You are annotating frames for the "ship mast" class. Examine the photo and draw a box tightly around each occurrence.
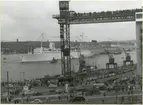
[41,33,44,53]
[79,32,84,56]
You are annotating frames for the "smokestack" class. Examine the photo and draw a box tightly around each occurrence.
[17,39,19,42]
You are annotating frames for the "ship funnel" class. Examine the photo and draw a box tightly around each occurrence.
[49,42,55,49]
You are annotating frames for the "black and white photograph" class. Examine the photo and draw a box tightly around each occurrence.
[1,0,142,104]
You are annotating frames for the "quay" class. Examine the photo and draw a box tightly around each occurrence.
[1,63,142,104]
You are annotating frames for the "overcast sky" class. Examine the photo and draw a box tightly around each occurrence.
[0,0,142,42]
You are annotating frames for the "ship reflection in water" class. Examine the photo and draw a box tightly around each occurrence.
[1,51,136,81]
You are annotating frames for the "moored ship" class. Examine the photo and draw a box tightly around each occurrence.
[20,42,93,63]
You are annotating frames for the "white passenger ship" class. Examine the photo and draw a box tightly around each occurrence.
[21,42,93,63]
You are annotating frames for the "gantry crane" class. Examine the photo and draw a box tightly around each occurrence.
[122,48,133,66]
[78,33,86,72]
[104,49,117,69]
[76,36,82,57]
[74,33,86,72]
[52,0,142,82]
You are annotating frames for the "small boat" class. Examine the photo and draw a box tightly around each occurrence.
[100,52,107,55]
[114,52,122,55]
[50,58,58,64]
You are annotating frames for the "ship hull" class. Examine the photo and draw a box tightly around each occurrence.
[20,50,93,63]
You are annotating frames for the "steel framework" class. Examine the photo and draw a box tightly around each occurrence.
[58,1,71,77]
[53,1,142,77]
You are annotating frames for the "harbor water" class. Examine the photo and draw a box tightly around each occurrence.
[1,51,137,81]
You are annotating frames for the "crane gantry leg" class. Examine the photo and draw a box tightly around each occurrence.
[123,60,134,66]
[60,24,65,75]
[60,23,71,77]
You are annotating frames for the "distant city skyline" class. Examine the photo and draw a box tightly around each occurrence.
[1,0,142,41]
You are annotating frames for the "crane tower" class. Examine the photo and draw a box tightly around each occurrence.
[58,1,71,77]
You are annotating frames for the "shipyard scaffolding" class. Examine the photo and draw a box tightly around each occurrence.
[53,1,142,82]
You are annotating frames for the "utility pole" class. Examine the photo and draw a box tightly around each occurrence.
[20,72,21,82]
[115,81,118,104]
[22,72,25,82]
[7,71,9,101]
[20,72,25,82]
[20,72,25,104]
[116,89,118,104]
